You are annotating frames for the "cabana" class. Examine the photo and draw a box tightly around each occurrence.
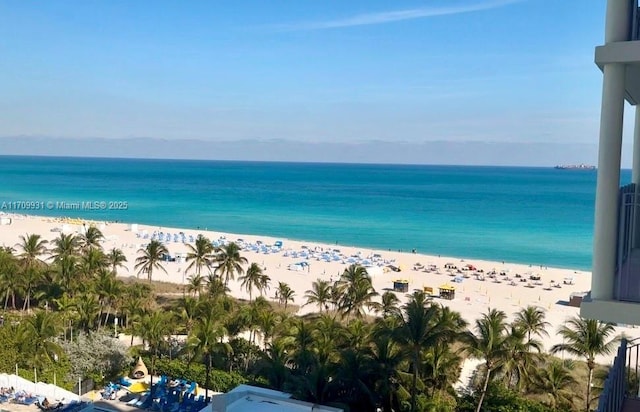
[131,357,148,380]
[423,286,434,295]
[439,284,456,300]
[393,280,409,293]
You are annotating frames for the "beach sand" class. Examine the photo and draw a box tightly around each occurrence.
[0,214,635,377]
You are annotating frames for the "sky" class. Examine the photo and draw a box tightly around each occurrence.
[0,0,630,163]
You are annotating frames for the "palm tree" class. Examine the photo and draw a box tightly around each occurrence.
[54,254,78,296]
[16,233,49,268]
[499,325,543,391]
[551,316,618,411]
[513,306,550,342]
[205,274,229,299]
[257,339,291,391]
[80,247,107,279]
[213,242,247,286]
[257,273,271,297]
[394,291,454,412]
[186,303,230,399]
[533,359,578,409]
[337,265,378,319]
[0,248,19,310]
[79,226,104,251]
[304,279,332,313]
[50,233,79,262]
[369,331,404,412]
[135,240,168,282]
[185,235,214,276]
[373,291,402,319]
[140,311,174,396]
[276,282,295,310]
[106,248,128,274]
[18,311,63,372]
[186,274,205,297]
[238,262,263,302]
[75,293,101,332]
[463,308,511,412]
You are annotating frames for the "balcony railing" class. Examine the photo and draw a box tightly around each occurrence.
[597,339,639,412]
[615,184,640,302]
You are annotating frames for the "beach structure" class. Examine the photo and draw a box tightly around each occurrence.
[393,279,409,293]
[204,385,343,412]
[582,1,640,411]
[438,284,455,300]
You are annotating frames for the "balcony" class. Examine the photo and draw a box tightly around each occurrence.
[598,339,640,412]
[581,184,640,325]
[616,184,640,302]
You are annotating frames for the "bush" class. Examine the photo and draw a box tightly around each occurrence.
[61,331,129,385]
[152,358,247,392]
[457,382,556,412]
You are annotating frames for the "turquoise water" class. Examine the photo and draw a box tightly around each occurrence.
[0,156,628,270]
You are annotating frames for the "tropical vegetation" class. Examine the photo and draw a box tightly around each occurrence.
[0,230,622,411]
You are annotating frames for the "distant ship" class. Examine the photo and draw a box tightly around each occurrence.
[554,164,596,170]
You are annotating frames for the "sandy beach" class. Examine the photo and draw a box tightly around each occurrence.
[0,213,635,369]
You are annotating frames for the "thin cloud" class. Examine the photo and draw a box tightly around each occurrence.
[271,0,524,31]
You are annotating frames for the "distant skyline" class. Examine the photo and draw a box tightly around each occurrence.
[0,0,635,165]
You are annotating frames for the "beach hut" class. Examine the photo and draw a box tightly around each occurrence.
[131,357,148,379]
[423,286,434,296]
[438,284,456,300]
[569,292,587,307]
[393,280,409,293]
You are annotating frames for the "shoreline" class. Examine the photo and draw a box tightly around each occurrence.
[0,211,592,272]
[0,212,632,365]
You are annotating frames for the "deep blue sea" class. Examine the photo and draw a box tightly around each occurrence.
[0,156,628,271]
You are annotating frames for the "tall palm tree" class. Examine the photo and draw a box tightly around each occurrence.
[337,265,378,319]
[106,248,128,275]
[374,291,401,318]
[54,254,78,296]
[276,282,295,310]
[238,262,263,302]
[206,274,229,299]
[18,311,63,372]
[50,233,79,262]
[369,331,404,412]
[551,316,618,411]
[135,240,168,282]
[80,247,107,280]
[16,233,49,268]
[463,308,511,412]
[499,325,543,391]
[186,303,230,399]
[213,242,247,286]
[185,235,214,276]
[79,226,104,251]
[513,306,550,342]
[140,311,174,396]
[0,248,19,310]
[304,279,332,313]
[257,339,291,391]
[257,273,271,298]
[394,291,454,412]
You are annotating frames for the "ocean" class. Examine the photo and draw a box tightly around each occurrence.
[0,155,627,271]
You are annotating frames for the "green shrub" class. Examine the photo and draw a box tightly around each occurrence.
[152,358,247,392]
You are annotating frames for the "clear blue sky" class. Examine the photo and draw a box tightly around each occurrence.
[0,0,616,147]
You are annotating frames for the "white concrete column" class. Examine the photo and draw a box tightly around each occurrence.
[592,64,626,300]
[605,0,632,43]
[591,0,633,301]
